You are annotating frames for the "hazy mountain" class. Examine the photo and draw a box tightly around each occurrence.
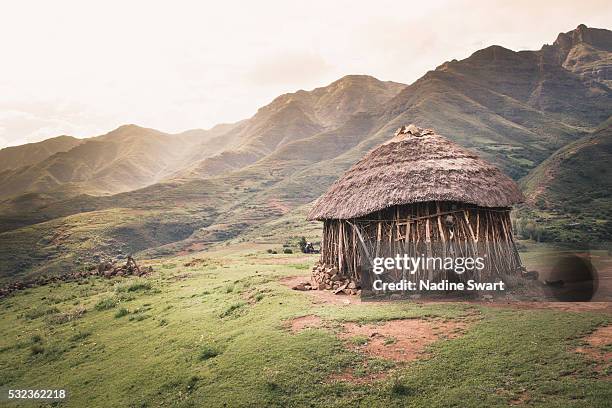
[177,75,405,179]
[0,124,236,199]
[0,135,82,172]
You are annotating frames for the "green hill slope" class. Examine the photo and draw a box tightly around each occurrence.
[519,120,612,242]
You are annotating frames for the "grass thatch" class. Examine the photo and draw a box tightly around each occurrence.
[308,125,524,220]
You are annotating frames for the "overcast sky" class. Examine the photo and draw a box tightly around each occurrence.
[0,0,610,147]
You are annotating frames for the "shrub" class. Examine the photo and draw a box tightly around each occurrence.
[199,345,221,360]
[30,344,45,355]
[114,308,129,318]
[186,375,200,392]
[219,302,245,318]
[95,297,117,311]
[390,378,413,396]
[116,281,152,293]
[283,248,293,254]
[298,236,307,252]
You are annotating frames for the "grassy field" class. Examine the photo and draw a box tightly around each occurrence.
[0,244,610,407]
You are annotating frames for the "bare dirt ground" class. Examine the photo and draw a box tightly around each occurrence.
[575,325,612,378]
[338,318,468,362]
[287,315,325,333]
[287,313,472,384]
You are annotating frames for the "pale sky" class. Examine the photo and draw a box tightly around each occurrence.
[0,0,610,147]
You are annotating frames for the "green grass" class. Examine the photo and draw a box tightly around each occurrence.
[0,248,610,407]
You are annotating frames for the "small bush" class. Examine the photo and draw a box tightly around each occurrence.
[390,378,413,396]
[31,334,42,343]
[95,297,117,311]
[199,345,221,361]
[30,344,45,355]
[116,281,152,293]
[219,301,245,318]
[224,284,234,293]
[128,314,149,322]
[159,319,168,327]
[186,375,200,392]
[283,248,293,254]
[114,308,129,318]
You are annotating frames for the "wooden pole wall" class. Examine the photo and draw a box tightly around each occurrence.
[320,201,523,284]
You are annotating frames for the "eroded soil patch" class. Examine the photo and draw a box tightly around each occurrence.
[287,315,325,333]
[339,318,468,362]
[575,325,612,377]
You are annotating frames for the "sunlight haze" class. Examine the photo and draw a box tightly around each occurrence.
[0,0,610,147]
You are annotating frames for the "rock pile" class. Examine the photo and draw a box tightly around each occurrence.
[311,262,360,295]
[0,256,152,298]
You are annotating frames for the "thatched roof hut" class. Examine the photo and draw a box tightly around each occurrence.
[308,125,523,220]
[308,125,525,292]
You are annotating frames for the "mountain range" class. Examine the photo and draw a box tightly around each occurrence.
[0,24,610,281]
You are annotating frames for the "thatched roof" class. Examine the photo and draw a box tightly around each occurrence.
[307,125,524,220]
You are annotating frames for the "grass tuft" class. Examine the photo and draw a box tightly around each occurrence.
[199,345,221,361]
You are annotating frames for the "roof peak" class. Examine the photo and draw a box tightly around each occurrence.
[386,124,435,144]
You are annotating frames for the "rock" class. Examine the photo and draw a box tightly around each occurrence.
[347,281,356,289]
[292,282,312,291]
[333,283,349,294]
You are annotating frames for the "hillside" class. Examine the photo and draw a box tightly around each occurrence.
[177,75,406,179]
[519,119,612,242]
[0,124,232,199]
[0,24,611,280]
[0,135,82,172]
